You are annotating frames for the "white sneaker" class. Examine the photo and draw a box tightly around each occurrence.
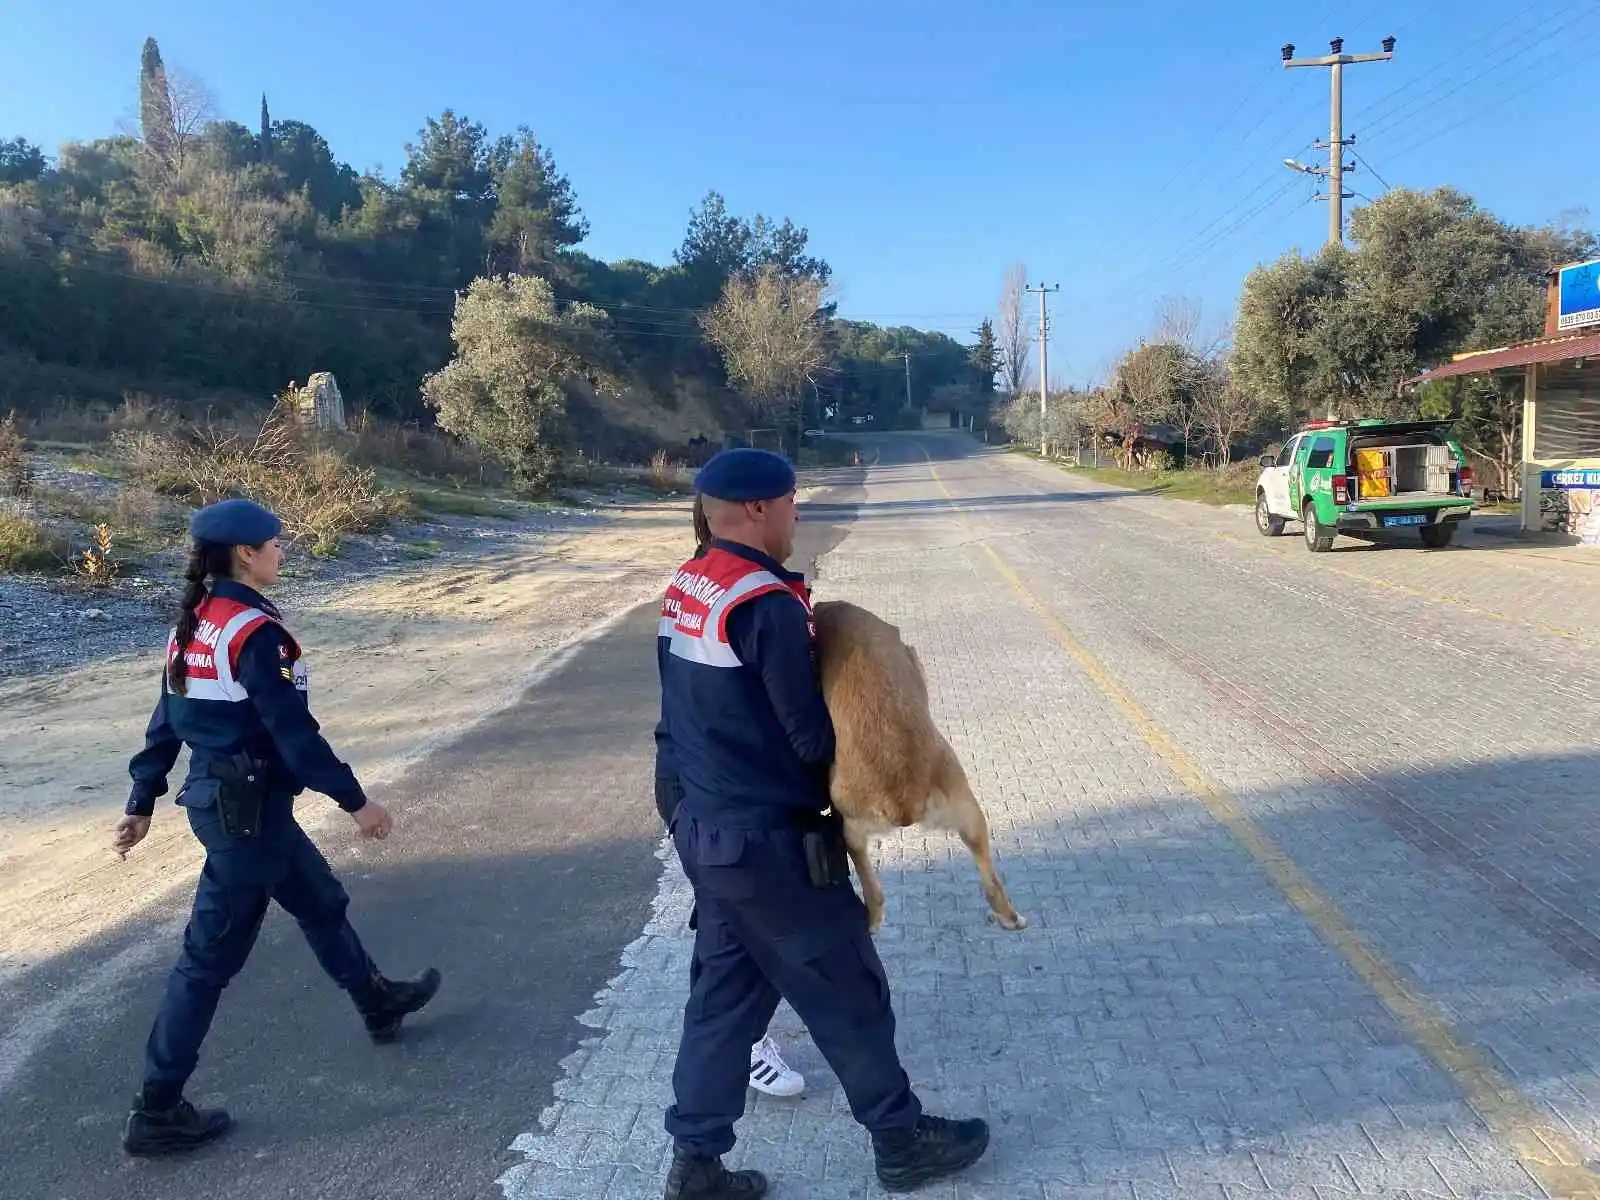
[748,1035,805,1097]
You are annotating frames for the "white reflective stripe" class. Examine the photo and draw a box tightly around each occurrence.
[663,568,790,670]
[668,628,743,668]
[703,570,788,641]
[211,607,271,700]
[180,675,248,703]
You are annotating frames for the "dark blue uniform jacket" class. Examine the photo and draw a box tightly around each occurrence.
[654,538,834,827]
[125,579,368,817]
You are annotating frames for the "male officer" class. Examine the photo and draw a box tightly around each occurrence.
[655,448,988,1198]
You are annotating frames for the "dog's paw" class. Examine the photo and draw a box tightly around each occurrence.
[990,910,1028,932]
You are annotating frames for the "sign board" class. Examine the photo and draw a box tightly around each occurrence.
[1557,260,1600,331]
[1541,468,1600,489]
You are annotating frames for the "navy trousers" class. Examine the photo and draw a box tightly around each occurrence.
[665,813,922,1156]
[142,793,375,1089]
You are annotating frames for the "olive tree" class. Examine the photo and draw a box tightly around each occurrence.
[421,273,618,491]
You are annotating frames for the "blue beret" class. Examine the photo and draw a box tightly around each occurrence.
[693,448,796,502]
[189,498,283,546]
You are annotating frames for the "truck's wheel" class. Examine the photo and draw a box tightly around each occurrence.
[1255,491,1285,536]
[1302,502,1335,552]
[1420,524,1455,549]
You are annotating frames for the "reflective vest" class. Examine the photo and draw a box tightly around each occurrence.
[166,595,307,703]
[660,547,813,668]
[657,544,824,824]
[161,592,308,792]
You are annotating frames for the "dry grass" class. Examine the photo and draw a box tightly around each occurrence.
[106,429,191,493]
[113,485,160,533]
[112,400,405,556]
[182,402,404,556]
[647,448,695,492]
[0,412,31,497]
[18,390,182,449]
[559,444,694,495]
[343,408,505,486]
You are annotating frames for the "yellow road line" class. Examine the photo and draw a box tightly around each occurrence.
[922,453,1600,1198]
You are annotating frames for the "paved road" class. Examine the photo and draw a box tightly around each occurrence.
[0,484,856,1200]
[502,432,1600,1200]
[14,432,1600,1199]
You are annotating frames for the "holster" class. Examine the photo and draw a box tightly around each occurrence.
[210,751,268,840]
[796,805,848,888]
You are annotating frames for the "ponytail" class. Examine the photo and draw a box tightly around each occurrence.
[167,540,235,694]
[692,495,712,558]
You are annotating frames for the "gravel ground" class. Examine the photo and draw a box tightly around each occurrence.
[0,453,680,680]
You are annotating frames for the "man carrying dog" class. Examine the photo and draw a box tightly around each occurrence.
[653,446,989,1198]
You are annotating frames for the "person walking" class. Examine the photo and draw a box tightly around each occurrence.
[653,449,989,1198]
[111,497,440,1156]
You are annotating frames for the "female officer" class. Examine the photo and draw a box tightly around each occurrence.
[110,497,441,1156]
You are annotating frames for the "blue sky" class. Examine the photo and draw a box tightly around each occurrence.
[2,0,1595,385]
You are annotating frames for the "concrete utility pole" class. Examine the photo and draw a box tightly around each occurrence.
[1024,282,1059,455]
[902,351,913,416]
[1281,35,1395,246]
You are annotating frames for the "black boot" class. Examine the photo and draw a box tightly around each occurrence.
[352,968,441,1043]
[871,1114,990,1193]
[662,1149,768,1199]
[121,1084,232,1156]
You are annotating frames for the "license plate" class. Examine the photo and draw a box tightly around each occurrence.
[1383,514,1427,526]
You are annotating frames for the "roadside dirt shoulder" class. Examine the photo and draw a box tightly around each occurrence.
[0,500,691,990]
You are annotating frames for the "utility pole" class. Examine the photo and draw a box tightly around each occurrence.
[1024,282,1059,455]
[1281,34,1395,246]
[903,351,913,417]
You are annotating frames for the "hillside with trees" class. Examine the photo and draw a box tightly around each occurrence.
[0,37,988,474]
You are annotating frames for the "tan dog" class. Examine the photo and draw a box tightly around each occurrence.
[813,599,1026,934]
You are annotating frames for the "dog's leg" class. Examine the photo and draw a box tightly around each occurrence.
[843,818,887,934]
[932,741,1026,931]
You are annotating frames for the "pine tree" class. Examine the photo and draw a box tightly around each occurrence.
[259,93,273,162]
[138,37,176,169]
[968,318,1000,396]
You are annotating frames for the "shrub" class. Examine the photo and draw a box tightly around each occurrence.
[0,510,63,572]
[72,522,119,587]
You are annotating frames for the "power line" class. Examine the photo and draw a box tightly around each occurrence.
[1352,3,1597,151]
[1348,1,1569,133]
[1145,62,1286,203]
[1116,138,1316,299]
[1380,26,1600,163]
[1350,147,1392,193]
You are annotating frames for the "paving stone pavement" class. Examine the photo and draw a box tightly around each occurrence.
[497,433,1599,1200]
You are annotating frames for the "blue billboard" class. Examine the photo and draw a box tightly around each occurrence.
[1558,260,1600,331]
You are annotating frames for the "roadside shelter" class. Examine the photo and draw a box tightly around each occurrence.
[1403,259,1600,542]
